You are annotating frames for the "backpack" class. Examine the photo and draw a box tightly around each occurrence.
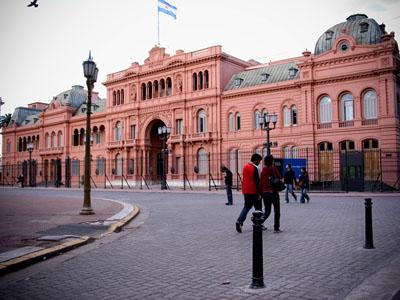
[268,167,285,192]
[269,176,285,191]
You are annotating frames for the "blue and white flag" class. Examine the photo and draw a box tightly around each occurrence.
[158,0,177,19]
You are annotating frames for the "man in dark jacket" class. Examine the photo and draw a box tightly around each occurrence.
[221,165,233,205]
[284,164,297,203]
[235,153,262,233]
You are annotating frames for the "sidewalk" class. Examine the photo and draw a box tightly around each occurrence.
[0,189,139,275]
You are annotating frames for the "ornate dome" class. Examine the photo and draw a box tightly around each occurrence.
[314,14,385,55]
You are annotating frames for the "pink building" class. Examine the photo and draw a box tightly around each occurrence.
[2,14,400,191]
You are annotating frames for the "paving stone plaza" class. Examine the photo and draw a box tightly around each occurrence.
[0,189,399,299]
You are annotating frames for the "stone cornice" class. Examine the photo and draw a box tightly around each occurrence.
[222,66,397,100]
[104,53,248,86]
[299,47,395,69]
[222,82,300,99]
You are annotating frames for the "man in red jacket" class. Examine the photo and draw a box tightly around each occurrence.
[236,153,263,233]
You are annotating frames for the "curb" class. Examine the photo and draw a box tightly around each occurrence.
[105,205,140,234]
[0,236,93,276]
[0,204,140,276]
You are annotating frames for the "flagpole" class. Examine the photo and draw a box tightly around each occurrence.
[157,1,160,45]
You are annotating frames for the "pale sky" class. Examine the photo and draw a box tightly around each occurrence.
[0,0,400,116]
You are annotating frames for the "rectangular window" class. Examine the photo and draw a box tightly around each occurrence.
[284,107,290,126]
[129,159,134,174]
[291,108,297,125]
[6,143,10,153]
[72,160,80,176]
[130,125,136,140]
[175,119,183,135]
[176,157,182,174]
[96,158,106,175]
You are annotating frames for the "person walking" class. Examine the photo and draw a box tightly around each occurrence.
[298,167,310,203]
[221,165,233,205]
[284,164,297,203]
[235,153,262,233]
[260,154,282,233]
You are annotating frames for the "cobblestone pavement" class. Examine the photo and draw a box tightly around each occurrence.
[0,189,123,252]
[0,189,399,299]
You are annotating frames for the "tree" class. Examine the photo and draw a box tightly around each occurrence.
[0,113,12,128]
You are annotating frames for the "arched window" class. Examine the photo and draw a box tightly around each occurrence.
[6,139,11,153]
[93,126,99,144]
[198,71,203,90]
[319,96,332,123]
[340,140,355,151]
[115,121,122,141]
[45,133,50,149]
[228,113,235,132]
[160,79,165,97]
[117,90,121,105]
[73,129,79,146]
[147,82,153,99]
[79,128,85,145]
[197,109,207,133]
[141,83,146,100]
[57,131,63,147]
[292,146,299,158]
[197,148,208,175]
[235,112,241,131]
[291,105,297,125]
[51,132,56,147]
[153,81,159,98]
[319,141,333,151]
[283,106,290,126]
[23,137,27,151]
[193,73,197,91]
[99,125,105,144]
[112,91,116,106]
[284,146,291,158]
[363,90,377,119]
[340,93,354,121]
[254,110,261,129]
[121,89,124,104]
[204,70,209,89]
[362,138,379,150]
[166,77,172,96]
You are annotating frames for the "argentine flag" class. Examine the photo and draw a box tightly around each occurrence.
[158,0,177,19]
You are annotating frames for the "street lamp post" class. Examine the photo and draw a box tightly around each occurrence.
[80,52,98,215]
[259,113,277,156]
[158,126,171,190]
[27,143,34,187]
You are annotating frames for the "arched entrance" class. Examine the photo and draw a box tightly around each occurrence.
[145,119,168,182]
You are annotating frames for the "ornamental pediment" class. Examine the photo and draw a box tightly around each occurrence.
[144,46,170,63]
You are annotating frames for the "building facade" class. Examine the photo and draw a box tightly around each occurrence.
[2,14,400,191]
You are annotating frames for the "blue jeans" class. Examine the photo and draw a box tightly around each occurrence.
[226,184,233,204]
[300,188,310,203]
[285,184,297,202]
[237,194,262,224]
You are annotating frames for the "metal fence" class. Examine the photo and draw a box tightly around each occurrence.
[1,148,399,192]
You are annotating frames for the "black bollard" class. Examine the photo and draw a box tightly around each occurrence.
[250,210,265,289]
[364,198,375,249]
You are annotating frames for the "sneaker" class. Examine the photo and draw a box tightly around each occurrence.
[274,229,282,233]
[261,225,267,231]
[235,222,242,233]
